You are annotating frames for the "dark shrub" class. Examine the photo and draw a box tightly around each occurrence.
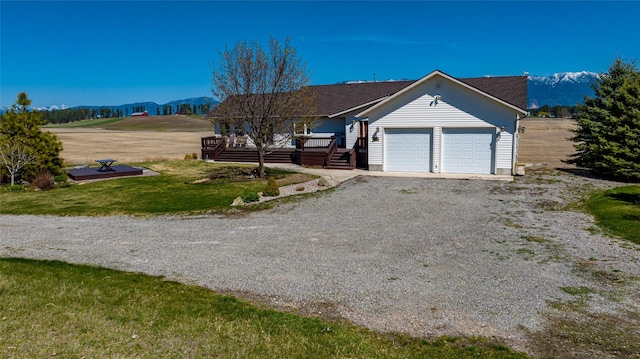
[240,191,260,203]
[54,174,67,183]
[32,172,55,190]
[263,177,280,197]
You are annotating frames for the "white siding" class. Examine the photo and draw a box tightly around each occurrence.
[433,126,441,172]
[344,114,360,149]
[364,75,517,173]
[312,117,345,146]
[496,132,513,170]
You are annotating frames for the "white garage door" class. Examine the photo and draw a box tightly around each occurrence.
[442,128,494,174]
[384,128,431,172]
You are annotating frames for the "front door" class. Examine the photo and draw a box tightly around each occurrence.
[357,121,368,168]
[358,121,369,148]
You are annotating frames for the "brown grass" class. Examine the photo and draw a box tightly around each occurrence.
[518,118,577,168]
[48,128,213,165]
[46,116,215,165]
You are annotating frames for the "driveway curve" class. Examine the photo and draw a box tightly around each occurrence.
[1,173,638,356]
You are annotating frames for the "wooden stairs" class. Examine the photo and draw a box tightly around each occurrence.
[324,149,354,169]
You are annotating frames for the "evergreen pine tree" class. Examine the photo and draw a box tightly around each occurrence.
[0,93,64,183]
[567,58,640,181]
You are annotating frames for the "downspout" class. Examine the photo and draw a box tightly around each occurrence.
[511,113,522,175]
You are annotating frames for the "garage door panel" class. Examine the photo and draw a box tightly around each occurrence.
[442,128,493,174]
[385,129,431,172]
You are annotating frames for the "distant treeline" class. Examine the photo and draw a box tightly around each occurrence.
[528,104,579,118]
[36,103,212,124]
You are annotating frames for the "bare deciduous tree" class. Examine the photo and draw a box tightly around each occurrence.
[0,137,37,186]
[210,37,317,177]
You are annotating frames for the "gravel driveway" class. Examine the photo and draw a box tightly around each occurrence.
[1,171,639,356]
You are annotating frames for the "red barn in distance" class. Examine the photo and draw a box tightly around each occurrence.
[130,111,148,117]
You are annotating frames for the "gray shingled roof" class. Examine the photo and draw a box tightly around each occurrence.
[460,76,528,111]
[208,75,528,118]
[312,76,528,116]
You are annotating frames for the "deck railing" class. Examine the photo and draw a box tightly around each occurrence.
[348,148,356,169]
[295,136,335,151]
[201,136,226,160]
[294,136,336,166]
[324,137,338,167]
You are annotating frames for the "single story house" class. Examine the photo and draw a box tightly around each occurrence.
[205,70,528,175]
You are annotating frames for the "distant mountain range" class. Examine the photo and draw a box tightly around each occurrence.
[527,71,599,108]
[0,97,217,115]
[1,72,600,114]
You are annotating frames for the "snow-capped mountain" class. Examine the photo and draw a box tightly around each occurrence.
[527,71,599,108]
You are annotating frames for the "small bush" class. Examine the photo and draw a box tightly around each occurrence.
[3,184,27,192]
[191,153,198,160]
[54,174,68,183]
[32,172,55,191]
[240,191,260,203]
[184,153,194,160]
[263,177,280,197]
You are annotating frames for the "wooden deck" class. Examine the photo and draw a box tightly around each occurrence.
[201,135,362,170]
[67,165,143,181]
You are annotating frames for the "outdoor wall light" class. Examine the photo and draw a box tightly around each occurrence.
[372,126,380,141]
[500,126,506,132]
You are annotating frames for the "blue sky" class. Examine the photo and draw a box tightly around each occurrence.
[1,1,639,108]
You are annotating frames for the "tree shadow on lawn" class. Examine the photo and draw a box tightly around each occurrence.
[606,192,640,207]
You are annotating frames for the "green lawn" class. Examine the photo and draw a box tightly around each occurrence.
[0,258,528,359]
[43,117,125,128]
[0,161,312,216]
[587,185,640,244]
[43,115,212,131]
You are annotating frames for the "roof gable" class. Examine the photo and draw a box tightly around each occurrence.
[356,70,528,118]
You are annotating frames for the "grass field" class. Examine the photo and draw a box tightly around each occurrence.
[0,257,528,359]
[587,185,640,244]
[46,115,214,165]
[44,115,211,131]
[0,161,315,216]
[518,118,577,168]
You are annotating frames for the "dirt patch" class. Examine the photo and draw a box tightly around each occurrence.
[518,118,577,168]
